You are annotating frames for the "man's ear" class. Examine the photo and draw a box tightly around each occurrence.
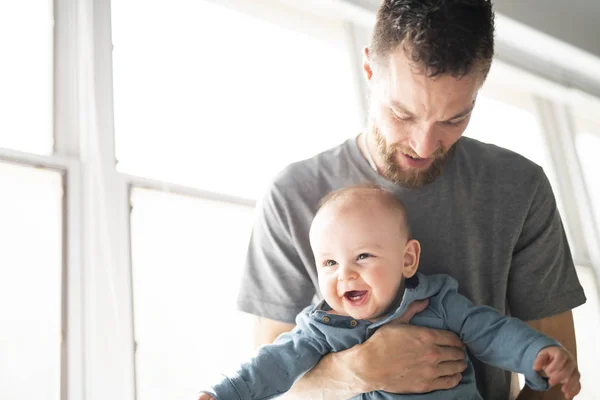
[403,239,421,278]
[363,46,373,81]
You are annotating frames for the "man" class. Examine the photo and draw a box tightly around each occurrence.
[237,1,586,399]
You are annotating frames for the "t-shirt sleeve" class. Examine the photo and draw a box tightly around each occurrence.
[507,167,586,321]
[236,181,316,323]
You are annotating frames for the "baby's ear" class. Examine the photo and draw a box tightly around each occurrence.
[403,239,421,278]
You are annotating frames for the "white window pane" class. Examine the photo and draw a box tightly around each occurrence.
[112,0,362,199]
[572,266,600,399]
[465,95,552,172]
[0,161,63,399]
[130,188,255,400]
[574,116,600,233]
[0,2,53,154]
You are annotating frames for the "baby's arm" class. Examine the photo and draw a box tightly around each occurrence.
[439,281,574,391]
[533,346,580,399]
[198,317,331,400]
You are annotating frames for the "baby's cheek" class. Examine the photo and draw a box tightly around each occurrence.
[319,279,337,302]
[366,269,391,284]
[372,271,401,295]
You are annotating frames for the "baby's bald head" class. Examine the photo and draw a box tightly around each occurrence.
[313,184,412,241]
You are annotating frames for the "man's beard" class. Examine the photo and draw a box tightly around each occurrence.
[371,124,452,189]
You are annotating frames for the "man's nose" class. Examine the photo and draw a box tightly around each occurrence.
[409,123,440,159]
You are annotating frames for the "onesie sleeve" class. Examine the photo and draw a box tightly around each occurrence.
[440,280,560,391]
[206,308,332,400]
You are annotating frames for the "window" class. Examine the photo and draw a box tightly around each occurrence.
[130,188,255,399]
[0,161,63,399]
[465,95,552,174]
[0,2,53,154]
[573,112,600,234]
[112,0,363,200]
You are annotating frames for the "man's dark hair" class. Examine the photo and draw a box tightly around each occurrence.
[371,0,495,78]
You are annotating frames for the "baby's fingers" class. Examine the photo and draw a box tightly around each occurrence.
[545,355,569,384]
[548,362,575,386]
[533,350,552,371]
[561,369,581,399]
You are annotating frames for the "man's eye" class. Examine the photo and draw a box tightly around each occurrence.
[324,260,337,267]
[442,118,466,127]
[357,253,371,260]
[393,113,412,122]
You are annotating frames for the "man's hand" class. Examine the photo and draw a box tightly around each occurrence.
[533,347,580,399]
[197,392,216,400]
[341,298,467,394]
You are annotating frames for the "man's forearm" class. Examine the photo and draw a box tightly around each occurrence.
[517,384,568,400]
[281,350,362,400]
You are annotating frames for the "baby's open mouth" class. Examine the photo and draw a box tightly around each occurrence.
[344,290,368,302]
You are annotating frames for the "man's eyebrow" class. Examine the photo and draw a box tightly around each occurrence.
[445,102,475,121]
[389,99,415,116]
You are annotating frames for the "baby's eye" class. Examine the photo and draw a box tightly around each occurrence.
[357,253,371,260]
[324,260,337,267]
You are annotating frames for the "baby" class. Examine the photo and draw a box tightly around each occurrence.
[199,184,580,399]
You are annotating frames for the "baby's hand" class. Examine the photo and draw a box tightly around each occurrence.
[533,346,580,399]
[197,392,216,400]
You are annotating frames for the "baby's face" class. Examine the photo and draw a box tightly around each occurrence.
[310,201,414,320]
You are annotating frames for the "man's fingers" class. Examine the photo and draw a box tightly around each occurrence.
[384,321,463,350]
[428,328,464,349]
[395,299,430,323]
[429,373,462,391]
[436,360,468,376]
[435,346,467,363]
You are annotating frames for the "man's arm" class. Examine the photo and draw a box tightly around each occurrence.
[253,299,468,400]
[516,311,579,400]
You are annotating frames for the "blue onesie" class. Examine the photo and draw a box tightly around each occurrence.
[206,273,560,399]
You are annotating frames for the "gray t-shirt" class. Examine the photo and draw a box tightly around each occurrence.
[237,135,586,400]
